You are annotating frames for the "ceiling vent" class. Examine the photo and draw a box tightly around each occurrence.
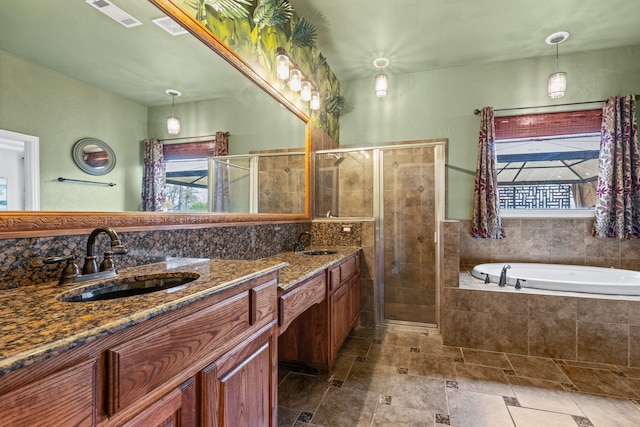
[85,0,143,28]
[152,16,188,36]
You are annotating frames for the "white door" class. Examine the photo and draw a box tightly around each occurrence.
[0,129,40,210]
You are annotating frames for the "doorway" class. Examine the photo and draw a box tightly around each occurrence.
[0,129,40,210]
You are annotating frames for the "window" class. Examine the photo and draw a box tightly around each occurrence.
[494,109,602,213]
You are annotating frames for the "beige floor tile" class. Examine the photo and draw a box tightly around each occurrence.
[462,348,513,369]
[330,352,356,381]
[617,365,640,378]
[278,406,300,427]
[390,374,448,413]
[366,342,412,367]
[561,365,639,398]
[343,360,398,395]
[277,373,331,413]
[350,326,386,340]
[447,388,515,427]
[508,406,584,427]
[373,404,435,426]
[510,381,584,415]
[339,335,373,356]
[420,334,463,357]
[507,375,567,391]
[571,392,640,427]
[455,363,515,397]
[409,352,456,379]
[507,354,571,382]
[311,386,377,427]
[381,328,425,347]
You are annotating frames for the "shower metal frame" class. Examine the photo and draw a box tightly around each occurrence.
[314,140,446,328]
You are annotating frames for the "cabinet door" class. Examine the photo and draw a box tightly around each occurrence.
[0,359,96,427]
[121,377,196,427]
[330,281,351,356]
[200,326,277,427]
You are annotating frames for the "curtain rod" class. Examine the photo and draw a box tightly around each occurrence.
[473,99,607,115]
[157,133,222,143]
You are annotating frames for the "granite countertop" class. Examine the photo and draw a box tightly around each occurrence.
[0,258,287,376]
[0,246,361,377]
[265,246,361,291]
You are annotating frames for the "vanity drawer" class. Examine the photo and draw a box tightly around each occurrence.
[106,291,250,416]
[329,254,358,291]
[278,272,326,333]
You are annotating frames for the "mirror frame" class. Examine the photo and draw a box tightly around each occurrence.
[0,0,312,239]
[72,138,116,176]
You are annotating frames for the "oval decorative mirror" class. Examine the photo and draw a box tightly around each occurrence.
[72,138,116,175]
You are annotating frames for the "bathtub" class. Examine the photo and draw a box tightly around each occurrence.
[471,263,640,296]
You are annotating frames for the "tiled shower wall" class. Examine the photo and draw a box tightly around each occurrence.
[441,218,640,367]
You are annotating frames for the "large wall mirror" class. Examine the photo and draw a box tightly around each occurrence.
[0,0,310,237]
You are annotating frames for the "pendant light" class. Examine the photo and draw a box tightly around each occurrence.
[165,89,181,135]
[546,31,569,99]
[373,57,389,98]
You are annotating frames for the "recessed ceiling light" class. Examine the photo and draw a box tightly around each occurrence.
[373,57,389,69]
[545,31,570,45]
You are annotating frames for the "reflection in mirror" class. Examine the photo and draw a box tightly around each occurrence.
[0,0,307,214]
[72,138,116,176]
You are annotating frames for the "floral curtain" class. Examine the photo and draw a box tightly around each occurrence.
[213,131,230,212]
[593,95,640,238]
[141,138,165,211]
[471,107,505,238]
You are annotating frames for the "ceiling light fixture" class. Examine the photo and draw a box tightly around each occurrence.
[165,89,181,135]
[289,69,302,92]
[373,57,390,98]
[276,53,290,80]
[546,31,569,99]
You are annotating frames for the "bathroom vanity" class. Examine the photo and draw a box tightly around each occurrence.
[276,250,360,377]
[0,258,285,426]
[0,249,360,426]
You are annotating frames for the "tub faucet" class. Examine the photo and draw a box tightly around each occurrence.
[499,264,511,287]
[293,231,313,252]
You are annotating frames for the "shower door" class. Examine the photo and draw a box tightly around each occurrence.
[376,143,445,326]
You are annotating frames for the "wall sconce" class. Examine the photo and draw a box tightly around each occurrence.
[276,53,290,80]
[546,31,569,99]
[301,81,312,101]
[165,89,181,135]
[290,69,302,92]
[310,91,320,110]
[373,57,389,98]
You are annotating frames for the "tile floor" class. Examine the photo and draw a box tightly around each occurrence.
[277,325,640,427]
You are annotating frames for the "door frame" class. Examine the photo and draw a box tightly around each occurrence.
[0,129,40,210]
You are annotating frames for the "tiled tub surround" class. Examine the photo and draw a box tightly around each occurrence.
[0,222,311,290]
[459,218,640,270]
[440,219,640,368]
[443,272,640,367]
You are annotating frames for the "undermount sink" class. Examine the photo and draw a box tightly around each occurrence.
[303,250,338,256]
[57,272,201,302]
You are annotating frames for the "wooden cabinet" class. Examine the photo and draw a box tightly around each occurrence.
[0,359,97,427]
[0,272,278,427]
[279,253,360,377]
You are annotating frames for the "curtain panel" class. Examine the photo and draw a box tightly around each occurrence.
[141,138,165,211]
[593,95,640,238]
[471,107,505,239]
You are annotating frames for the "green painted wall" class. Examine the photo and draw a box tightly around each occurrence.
[147,88,306,155]
[339,45,640,219]
[0,51,147,211]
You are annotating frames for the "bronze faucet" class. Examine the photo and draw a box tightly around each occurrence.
[44,226,127,285]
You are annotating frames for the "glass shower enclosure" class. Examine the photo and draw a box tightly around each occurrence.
[314,142,445,327]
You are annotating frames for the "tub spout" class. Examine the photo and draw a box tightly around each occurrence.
[499,264,511,287]
[484,274,491,284]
